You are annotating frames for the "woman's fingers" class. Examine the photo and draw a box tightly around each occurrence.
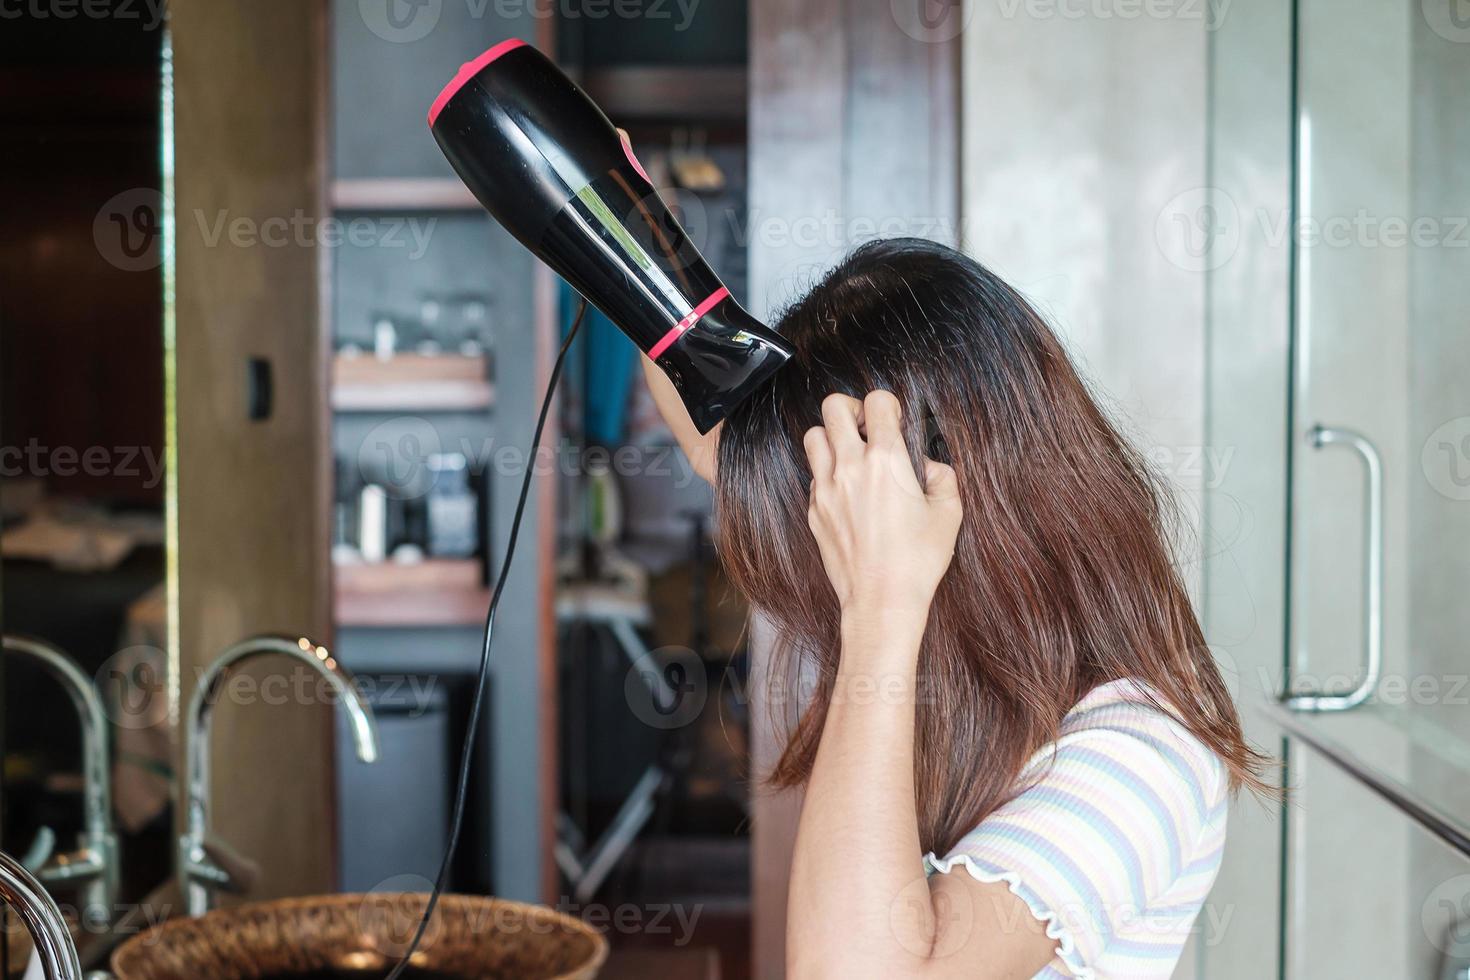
[816,391,942,499]
[804,426,834,483]
[803,392,963,613]
[820,393,866,463]
[862,390,903,452]
[924,458,961,501]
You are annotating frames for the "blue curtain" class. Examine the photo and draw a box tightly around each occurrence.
[561,280,636,444]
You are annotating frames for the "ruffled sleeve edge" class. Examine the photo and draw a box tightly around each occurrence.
[924,850,1096,980]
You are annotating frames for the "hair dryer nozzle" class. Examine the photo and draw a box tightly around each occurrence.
[656,292,790,434]
[428,40,790,434]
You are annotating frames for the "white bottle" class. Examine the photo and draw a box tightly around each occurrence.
[358,483,388,563]
[373,317,397,362]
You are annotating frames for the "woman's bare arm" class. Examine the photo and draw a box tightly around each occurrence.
[640,352,720,483]
[787,391,1058,978]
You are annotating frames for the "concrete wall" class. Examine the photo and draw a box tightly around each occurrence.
[961,1,1211,558]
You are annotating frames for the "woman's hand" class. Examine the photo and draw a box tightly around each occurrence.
[794,394,1055,980]
[803,391,962,619]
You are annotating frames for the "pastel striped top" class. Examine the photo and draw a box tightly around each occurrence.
[924,678,1228,979]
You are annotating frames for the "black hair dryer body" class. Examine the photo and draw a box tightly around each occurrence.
[428,39,790,434]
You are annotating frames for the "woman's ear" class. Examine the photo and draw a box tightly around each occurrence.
[640,352,720,483]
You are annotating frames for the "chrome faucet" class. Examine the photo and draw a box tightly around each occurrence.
[180,635,379,916]
[3,635,119,931]
[0,848,82,980]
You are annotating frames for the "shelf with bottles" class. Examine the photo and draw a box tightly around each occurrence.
[333,450,488,626]
[333,294,496,413]
[334,557,490,627]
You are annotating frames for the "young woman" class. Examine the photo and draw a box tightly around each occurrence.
[643,238,1267,978]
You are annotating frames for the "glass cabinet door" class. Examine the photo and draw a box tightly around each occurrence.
[1281,0,1470,976]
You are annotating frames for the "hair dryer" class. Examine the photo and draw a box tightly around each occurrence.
[427,39,791,434]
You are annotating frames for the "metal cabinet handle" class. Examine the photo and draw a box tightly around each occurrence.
[1283,425,1384,712]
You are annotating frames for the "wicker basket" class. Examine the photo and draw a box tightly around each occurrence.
[110,893,607,980]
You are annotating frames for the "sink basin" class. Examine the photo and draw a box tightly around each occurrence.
[109,893,608,979]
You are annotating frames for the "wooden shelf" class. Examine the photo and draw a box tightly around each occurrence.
[331,353,493,412]
[331,177,480,211]
[334,558,489,627]
[579,66,747,121]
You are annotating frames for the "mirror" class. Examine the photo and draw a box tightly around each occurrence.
[0,8,171,972]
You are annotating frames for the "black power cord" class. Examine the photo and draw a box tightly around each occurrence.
[385,296,587,979]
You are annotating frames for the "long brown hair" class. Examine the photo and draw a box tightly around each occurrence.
[716,238,1269,856]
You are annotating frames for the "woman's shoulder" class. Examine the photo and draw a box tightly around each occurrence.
[1034,676,1228,810]
[930,677,1231,978]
